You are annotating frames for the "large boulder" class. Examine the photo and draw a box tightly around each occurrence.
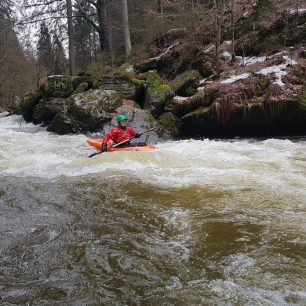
[95,75,145,102]
[143,71,174,117]
[32,98,68,124]
[165,86,218,117]
[157,112,181,138]
[101,99,173,142]
[67,89,123,131]
[47,111,81,135]
[38,75,74,99]
[21,90,41,122]
[169,70,202,96]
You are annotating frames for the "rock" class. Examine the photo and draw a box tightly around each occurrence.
[166,87,217,117]
[68,89,123,131]
[38,75,74,98]
[158,112,181,138]
[101,100,172,142]
[143,71,174,117]
[72,74,94,90]
[169,70,202,96]
[21,90,41,122]
[32,98,68,123]
[72,82,90,95]
[48,111,81,135]
[95,75,145,101]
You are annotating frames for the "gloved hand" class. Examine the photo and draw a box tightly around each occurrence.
[101,143,108,152]
[135,133,142,138]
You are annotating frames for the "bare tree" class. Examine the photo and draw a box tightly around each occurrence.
[122,0,131,58]
[66,0,76,74]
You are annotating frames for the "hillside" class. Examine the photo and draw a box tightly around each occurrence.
[18,0,306,138]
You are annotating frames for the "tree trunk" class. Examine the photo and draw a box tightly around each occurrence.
[213,0,220,78]
[230,0,235,62]
[103,0,115,64]
[66,0,75,75]
[157,0,163,13]
[121,0,131,58]
[96,0,107,51]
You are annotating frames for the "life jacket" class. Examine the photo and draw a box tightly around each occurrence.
[102,126,137,146]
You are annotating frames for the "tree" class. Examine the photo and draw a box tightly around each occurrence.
[18,0,76,75]
[0,7,37,107]
[66,0,76,75]
[37,22,53,77]
[75,0,132,63]
[122,0,132,58]
[74,1,99,71]
[53,33,67,74]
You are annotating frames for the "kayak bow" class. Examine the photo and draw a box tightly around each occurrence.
[87,138,158,152]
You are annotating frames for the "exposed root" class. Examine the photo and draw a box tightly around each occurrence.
[263,83,287,117]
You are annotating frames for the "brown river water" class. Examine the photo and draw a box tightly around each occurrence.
[0,114,305,305]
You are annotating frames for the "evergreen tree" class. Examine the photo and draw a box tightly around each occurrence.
[0,2,37,107]
[37,22,53,77]
[74,2,98,71]
[53,33,67,75]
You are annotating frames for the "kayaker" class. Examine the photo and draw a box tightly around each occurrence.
[101,115,142,152]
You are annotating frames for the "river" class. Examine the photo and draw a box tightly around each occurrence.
[0,113,305,305]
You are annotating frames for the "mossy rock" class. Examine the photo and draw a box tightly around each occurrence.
[21,90,41,122]
[68,89,123,131]
[72,74,94,90]
[157,112,181,138]
[168,87,218,117]
[169,70,201,96]
[144,71,174,117]
[298,89,306,106]
[32,98,68,124]
[39,75,74,99]
[135,59,158,73]
[94,73,146,104]
[48,111,81,135]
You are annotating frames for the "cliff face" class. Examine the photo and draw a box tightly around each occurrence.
[20,2,306,139]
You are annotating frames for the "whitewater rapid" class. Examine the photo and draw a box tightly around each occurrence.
[1,113,306,305]
[1,114,306,191]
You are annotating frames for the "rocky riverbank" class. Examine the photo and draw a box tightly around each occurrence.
[18,5,306,139]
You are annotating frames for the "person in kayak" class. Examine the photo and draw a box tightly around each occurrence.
[101,114,143,152]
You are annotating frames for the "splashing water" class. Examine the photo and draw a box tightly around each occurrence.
[0,114,305,305]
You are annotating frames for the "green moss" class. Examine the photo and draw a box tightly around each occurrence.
[298,89,306,110]
[130,77,145,87]
[170,70,201,94]
[183,107,209,119]
[158,112,180,137]
[259,75,269,89]
[152,79,171,93]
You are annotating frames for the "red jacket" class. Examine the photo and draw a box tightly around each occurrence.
[102,127,137,145]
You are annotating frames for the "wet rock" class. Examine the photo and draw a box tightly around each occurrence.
[169,70,202,97]
[21,90,41,122]
[48,111,81,134]
[95,75,145,101]
[32,98,68,123]
[68,89,123,131]
[157,112,181,138]
[143,71,174,117]
[166,87,217,117]
[101,100,172,142]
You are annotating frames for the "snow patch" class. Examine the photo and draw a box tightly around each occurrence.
[288,8,306,14]
[221,73,251,84]
[256,55,297,86]
[239,56,267,66]
[173,96,189,101]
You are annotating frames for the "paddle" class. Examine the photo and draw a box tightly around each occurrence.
[88,128,155,158]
